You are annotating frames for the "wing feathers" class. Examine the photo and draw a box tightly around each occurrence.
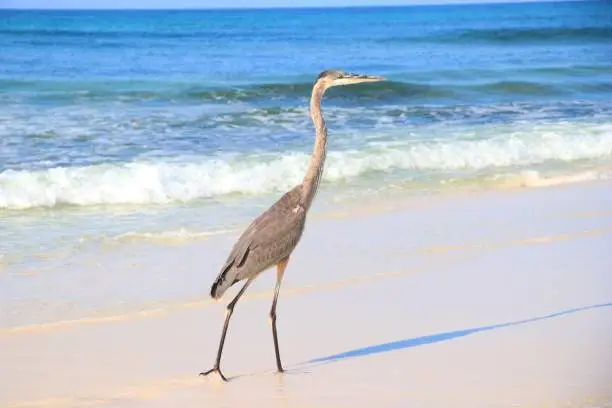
[208,186,304,299]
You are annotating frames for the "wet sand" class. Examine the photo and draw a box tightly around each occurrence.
[2,181,612,408]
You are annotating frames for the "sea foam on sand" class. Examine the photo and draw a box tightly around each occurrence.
[1,181,611,408]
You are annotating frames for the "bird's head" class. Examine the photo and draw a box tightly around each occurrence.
[316,70,385,88]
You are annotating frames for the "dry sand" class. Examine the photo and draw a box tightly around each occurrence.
[1,181,611,408]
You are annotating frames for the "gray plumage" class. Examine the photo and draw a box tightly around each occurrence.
[210,185,305,299]
[200,70,385,382]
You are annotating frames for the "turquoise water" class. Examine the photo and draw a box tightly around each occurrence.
[0,1,611,269]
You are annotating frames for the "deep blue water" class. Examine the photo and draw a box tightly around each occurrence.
[1,2,611,179]
[0,1,611,261]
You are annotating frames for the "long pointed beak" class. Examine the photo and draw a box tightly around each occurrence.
[346,73,385,82]
[337,73,385,85]
[358,74,385,81]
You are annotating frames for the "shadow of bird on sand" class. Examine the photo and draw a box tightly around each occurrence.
[228,301,611,381]
[304,301,612,368]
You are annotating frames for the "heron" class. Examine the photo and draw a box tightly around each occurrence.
[199,70,385,382]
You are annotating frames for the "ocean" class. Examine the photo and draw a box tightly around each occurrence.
[1,1,611,326]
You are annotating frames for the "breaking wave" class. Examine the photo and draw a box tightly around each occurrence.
[1,120,610,210]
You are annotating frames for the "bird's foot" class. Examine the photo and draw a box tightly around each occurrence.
[199,366,228,382]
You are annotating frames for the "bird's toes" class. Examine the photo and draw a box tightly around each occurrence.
[199,367,228,382]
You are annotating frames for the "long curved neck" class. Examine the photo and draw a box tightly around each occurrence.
[301,80,328,210]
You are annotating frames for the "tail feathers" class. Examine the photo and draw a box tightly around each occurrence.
[211,243,253,299]
[210,260,236,299]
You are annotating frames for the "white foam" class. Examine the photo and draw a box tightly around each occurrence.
[110,228,236,244]
[496,169,606,188]
[1,120,611,209]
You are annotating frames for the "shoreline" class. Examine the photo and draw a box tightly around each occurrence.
[1,179,612,329]
[2,226,610,338]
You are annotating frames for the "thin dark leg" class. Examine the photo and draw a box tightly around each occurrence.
[199,278,253,381]
[270,258,288,373]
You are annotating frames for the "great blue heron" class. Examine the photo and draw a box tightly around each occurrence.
[200,70,385,382]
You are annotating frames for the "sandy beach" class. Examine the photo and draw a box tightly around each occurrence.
[1,180,611,408]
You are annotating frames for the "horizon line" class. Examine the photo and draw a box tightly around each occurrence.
[0,0,589,11]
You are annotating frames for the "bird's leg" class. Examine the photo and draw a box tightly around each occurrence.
[200,278,253,382]
[270,257,289,373]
